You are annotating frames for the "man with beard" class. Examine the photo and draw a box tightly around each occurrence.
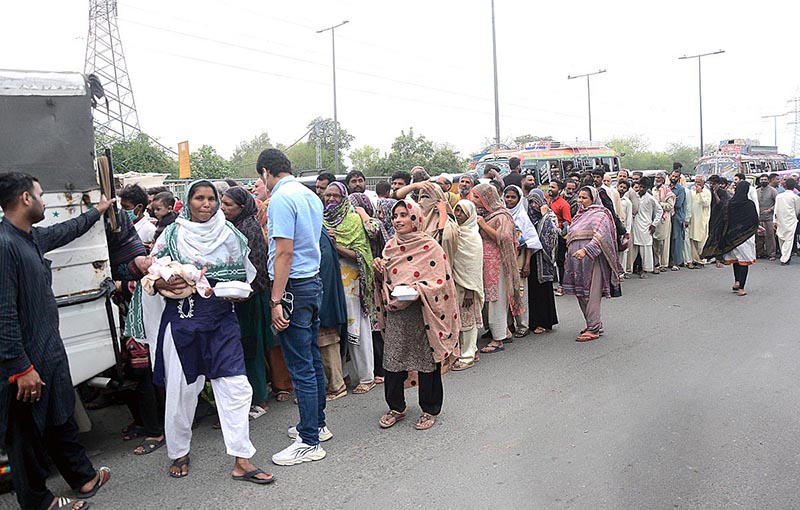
[755,173,778,260]
[435,175,460,209]
[1,172,114,510]
[562,180,579,217]
[669,165,687,268]
[345,170,378,206]
[521,172,536,195]
[652,172,675,272]
[547,180,572,296]
[458,173,478,199]
[618,169,640,217]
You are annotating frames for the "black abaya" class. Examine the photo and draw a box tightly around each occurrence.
[527,256,559,330]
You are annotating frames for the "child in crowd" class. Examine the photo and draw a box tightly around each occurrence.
[152,191,178,242]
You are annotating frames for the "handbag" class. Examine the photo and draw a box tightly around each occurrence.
[610,281,622,298]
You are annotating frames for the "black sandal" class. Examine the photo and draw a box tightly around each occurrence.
[51,497,90,510]
[77,467,110,499]
[232,468,275,485]
[169,456,190,478]
[133,437,165,455]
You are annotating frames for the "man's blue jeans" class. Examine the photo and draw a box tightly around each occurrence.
[277,276,326,446]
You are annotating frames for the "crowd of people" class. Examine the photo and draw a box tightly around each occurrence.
[2,149,800,509]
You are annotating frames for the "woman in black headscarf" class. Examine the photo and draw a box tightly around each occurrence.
[221,187,272,417]
[701,181,758,296]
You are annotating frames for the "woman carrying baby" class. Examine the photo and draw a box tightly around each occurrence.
[129,180,274,484]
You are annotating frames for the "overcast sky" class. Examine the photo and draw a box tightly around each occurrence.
[3,0,799,163]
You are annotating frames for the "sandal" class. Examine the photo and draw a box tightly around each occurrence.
[415,412,437,430]
[169,455,190,478]
[325,387,348,401]
[533,327,547,334]
[77,467,110,498]
[513,327,529,338]
[122,425,146,441]
[480,344,504,354]
[133,437,165,456]
[732,282,740,292]
[576,332,600,342]
[274,391,291,402]
[248,405,268,421]
[353,382,376,395]
[51,497,90,510]
[670,266,680,271]
[450,360,474,371]
[232,468,275,485]
[379,408,407,429]
[738,289,747,296]
[374,376,385,385]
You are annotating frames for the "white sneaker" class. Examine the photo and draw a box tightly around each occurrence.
[272,436,327,466]
[287,425,333,442]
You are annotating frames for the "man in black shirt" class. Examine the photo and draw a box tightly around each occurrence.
[504,156,524,189]
[0,172,113,510]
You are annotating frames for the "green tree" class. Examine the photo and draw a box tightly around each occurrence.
[427,143,467,174]
[513,134,553,146]
[349,145,384,176]
[285,143,321,174]
[229,132,272,178]
[97,132,178,178]
[190,145,232,179]
[383,128,467,175]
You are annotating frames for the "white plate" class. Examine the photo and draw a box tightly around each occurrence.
[214,281,252,299]
[391,285,418,301]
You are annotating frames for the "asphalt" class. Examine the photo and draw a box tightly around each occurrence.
[2,260,799,510]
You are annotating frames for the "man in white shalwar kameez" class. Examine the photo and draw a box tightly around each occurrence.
[687,176,711,268]
[773,177,800,264]
[630,177,663,277]
[652,172,674,272]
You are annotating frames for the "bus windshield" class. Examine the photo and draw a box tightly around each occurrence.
[696,158,738,176]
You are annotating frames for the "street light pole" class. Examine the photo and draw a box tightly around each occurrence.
[490,0,500,146]
[567,69,606,141]
[679,50,724,157]
[762,113,787,147]
[317,20,349,174]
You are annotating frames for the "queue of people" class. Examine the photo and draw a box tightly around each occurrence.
[3,150,799,509]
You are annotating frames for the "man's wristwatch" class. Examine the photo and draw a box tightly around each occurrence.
[269,298,282,309]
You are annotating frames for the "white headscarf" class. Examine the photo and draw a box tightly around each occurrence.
[452,200,484,302]
[504,185,543,251]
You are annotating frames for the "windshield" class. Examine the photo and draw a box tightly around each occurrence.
[475,160,510,176]
[696,158,738,176]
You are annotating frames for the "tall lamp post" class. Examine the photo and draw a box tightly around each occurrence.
[317,20,349,174]
[490,0,500,146]
[679,50,724,157]
[567,69,606,142]
[762,112,787,147]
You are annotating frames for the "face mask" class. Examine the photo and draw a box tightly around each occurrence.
[124,208,138,222]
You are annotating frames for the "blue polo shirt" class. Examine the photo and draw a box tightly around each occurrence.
[267,175,323,280]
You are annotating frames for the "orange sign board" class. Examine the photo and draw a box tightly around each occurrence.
[178,141,191,178]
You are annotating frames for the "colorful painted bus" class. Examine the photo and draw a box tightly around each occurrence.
[475,141,622,187]
[694,139,792,178]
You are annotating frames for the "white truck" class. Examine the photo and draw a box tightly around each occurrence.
[0,70,122,414]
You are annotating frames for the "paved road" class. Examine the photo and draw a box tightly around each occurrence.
[2,261,799,510]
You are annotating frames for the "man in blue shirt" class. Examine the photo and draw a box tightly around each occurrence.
[669,164,687,268]
[258,149,331,466]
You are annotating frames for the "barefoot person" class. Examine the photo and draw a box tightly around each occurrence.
[372,200,459,430]
[127,180,273,483]
[1,172,113,510]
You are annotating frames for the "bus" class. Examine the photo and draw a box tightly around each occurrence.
[695,139,792,178]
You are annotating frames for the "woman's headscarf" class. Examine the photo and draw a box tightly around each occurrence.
[469,184,525,315]
[527,189,559,283]
[224,186,268,293]
[377,198,397,242]
[567,186,619,288]
[378,200,460,363]
[503,185,542,251]
[452,201,484,303]
[125,180,256,340]
[323,182,374,313]
[417,184,459,268]
[323,182,350,228]
[701,181,759,260]
[348,192,375,218]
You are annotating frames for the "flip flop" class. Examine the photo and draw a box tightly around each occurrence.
[480,344,505,354]
[133,437,165,456]
[52,497,90,510]
[232,468,275,485]
[169,456,190,479]
[379,408,407,429]
[353,382,376,394]
[576,332,600,342]
[248,405,268,421]
[78,467,110,498]
[274,391,291,402]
